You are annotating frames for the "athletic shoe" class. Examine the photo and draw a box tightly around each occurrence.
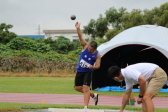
[92,93,98,105]
[84,106,88,110]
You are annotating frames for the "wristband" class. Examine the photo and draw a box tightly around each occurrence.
[139,95,143,98]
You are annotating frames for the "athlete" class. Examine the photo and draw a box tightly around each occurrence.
[74,22,101,110]
[108,63,167,112]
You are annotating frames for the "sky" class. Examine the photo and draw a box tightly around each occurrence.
[0,0,168,35]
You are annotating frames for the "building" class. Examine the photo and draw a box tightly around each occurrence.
[18,35,44,39]
[43,30,91,42]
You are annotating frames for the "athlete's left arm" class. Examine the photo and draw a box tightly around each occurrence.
[89,53,101,70]
[138,75,146,96]
[137,75,147,104]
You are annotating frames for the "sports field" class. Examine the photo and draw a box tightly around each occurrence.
[0,77,167,112]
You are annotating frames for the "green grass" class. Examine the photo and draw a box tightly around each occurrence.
[0,102,168,112]
[0,77,168,111]
[0,77,167,97]
[0,77,77,94]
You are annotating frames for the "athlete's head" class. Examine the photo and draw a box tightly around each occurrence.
[88,41,97,54]
[108,66,123,82]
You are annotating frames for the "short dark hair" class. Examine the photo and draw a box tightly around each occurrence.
[108,66,121,78]
[89,41,97,49]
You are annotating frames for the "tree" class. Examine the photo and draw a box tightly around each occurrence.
[143,9,155,25]
[105,29,123,41]
[55,36,74,54]
[121,9,144,29]
[43,37,57,51]
[153,2,168,28]
[94,37,108,46]
[95,14,109,38]
[105,7,128,29]
[72,40,80,50]
[0,23,17,44]
[83,19,97,38]
[7,37,51,53]
[0,44,10,53]
[83,14,108,38]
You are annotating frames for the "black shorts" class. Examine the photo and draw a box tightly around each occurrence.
[75,72,92,86]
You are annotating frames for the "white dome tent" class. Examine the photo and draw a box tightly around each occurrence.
[92,25,168,90]
[98,25,168,58]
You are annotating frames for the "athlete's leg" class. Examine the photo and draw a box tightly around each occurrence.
[74,72,94,96]
[83,85,91,107]
[83,72,94,107]
[142,91,155,112]
[75,86,94,97]
[142,99,147,112]
[143,67,167,112]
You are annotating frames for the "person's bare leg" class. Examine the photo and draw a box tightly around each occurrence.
[142,101,147,112]
[142,91,155,112]
[75,86,94,97]
[83,85,92,107]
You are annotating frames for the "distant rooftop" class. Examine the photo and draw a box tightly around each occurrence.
[18,35,44,39]
[43,29,83,33]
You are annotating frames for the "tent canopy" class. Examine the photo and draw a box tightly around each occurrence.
[98,25,168,58]
[92,25,168,90]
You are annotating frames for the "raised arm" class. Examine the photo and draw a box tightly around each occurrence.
[75,22,88,50]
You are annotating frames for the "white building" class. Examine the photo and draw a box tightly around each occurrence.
[43,30,91,42]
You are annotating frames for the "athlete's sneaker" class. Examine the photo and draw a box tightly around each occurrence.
[84,106,88,110]
[92,93,98,105]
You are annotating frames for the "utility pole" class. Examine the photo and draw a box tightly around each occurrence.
[38,24,41,35]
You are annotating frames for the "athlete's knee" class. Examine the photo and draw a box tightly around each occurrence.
[83,85,90,93]
[143,92,155,102]
[142,96,151,102]
[75,86,83,92]
[142,95,154,102]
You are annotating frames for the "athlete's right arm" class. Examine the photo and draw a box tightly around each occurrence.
[120,87,132,112]
[75,22,88,50]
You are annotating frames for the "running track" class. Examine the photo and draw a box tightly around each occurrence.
[0,93,168,108]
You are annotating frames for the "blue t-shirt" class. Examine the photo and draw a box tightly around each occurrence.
[76,48,98,72]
